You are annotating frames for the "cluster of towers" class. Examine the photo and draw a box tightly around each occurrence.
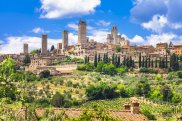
[107,26,125,45]
[23,20,87,55]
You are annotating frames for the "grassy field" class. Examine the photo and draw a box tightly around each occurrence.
[1,70,182,120]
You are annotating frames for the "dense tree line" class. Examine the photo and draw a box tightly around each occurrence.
[86,80,181,103]
[138,53,180,72]
[78,53,131,75]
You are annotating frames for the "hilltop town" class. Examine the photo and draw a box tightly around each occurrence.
[0,20,182,121]
[1,20,182,75]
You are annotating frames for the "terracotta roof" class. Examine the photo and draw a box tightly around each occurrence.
[33,108,148,121]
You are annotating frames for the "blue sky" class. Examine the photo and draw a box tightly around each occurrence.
[0,0,182,54]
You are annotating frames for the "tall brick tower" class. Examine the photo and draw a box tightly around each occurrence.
[62,30,68,50]
[78,20,87,44]
[57,43,62,50]
[111,26,118,44]
[41,34,48,55]
[23,43,28,54]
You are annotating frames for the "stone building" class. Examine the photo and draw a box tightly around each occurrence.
[155,42,168,55]
[62,30,68,50]
[27,57,52,71]
[112,26,119,44]
[41,34,48,55]
[23,43,28,54]
[57,43,62,50]
[78,20,87,45]
[172,44,182,55]
[107,26,129,46]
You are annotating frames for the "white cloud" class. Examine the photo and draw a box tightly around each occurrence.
[142,15,168,33]
[0,40,4,44]
[170,23,182,29]
[0,36,61,54]
[130,35,145,43]
[96,20,111,27]
[89,29,109,43]
[146,33,177,46]
[40,0,101,19]
[68,33,77,45]
[68,22,93,31]
[32,27,49,34]
[67,23,78,31]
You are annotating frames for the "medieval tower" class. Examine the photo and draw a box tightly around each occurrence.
[62,30,68,50]
[111,26,118,44]
[41,34,48,55]
[23,43,28,54]
[78,20,87,44]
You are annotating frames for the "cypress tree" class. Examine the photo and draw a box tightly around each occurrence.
[170,53,179,71]
[84,56,87,64]
[112,54,115,65]
[23,54,31,65]
[114,55,117,66]
[139,53,142,68]
[166,55,168,68]
[162,58,165,68]
[142,56,145,67]
[123,56,126,66]
[151,59,154,68]
[148,56,151,68]
[50,45,55,52]
[94,54,97,67]
[132,60,135,68]
[98,54,101,62]
[87,56,90,63]
[145,56,148,68]
[117,56,120,67]
[106,53,109,63]
[103,54,106,63]
[155,58,158,68]
[126,57,130,67]
[130,56,132,67]
[159,58,162,68]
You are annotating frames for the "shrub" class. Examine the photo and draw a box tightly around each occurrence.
[36,98,50,107]
[150,90,163,101]
[102,64,117,76]
[39,70,50,78]
[139,67,158,74]
[155,74,163,81]
[177,71,182,78]
[116,84,129,98]
[96,61,104,72]
[66,81,73,87]
[59,79,64,85]
[73,83,79,88]
[172,92,181,103]
[86,82,119,100]
[63,100,72,108]
[51,92,64,107]
[77,63,94,71]
[141,109,156,120]
[116,66,126,75]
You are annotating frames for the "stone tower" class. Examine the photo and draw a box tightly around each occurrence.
[57,43,62,50]
[107,34,114,43]
[62,30,68,50]
[78,20,87,44]
[41,34,48,55]
[23,43,28,54]
[111,26,118,44]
